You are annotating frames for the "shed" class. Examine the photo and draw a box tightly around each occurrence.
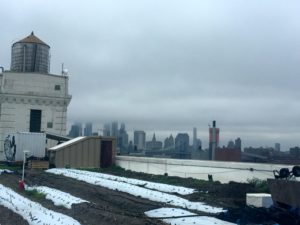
[48,136,116,168]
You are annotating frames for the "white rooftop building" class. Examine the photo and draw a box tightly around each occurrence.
[0,32,72,160]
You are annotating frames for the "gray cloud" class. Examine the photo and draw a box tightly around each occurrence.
[0,0,300,150]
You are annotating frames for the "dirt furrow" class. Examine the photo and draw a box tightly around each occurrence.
[0,171,167,225]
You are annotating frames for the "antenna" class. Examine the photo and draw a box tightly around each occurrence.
[61,63,68,76]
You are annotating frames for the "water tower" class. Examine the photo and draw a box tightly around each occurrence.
[10,32,50,73]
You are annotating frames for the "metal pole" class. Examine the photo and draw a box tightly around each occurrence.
[22,150,30,181]
[22,153,26,181]
[23,45,26,72]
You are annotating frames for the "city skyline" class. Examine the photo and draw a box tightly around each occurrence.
[1,1,300,151]
[67,121,291,152]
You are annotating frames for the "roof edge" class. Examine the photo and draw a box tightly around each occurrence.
[14,32,50,47]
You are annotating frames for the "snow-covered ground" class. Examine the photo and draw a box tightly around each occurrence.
[26,185,88,209]
[60,169,195,195]
[47,168,225,214]
[145,207,196,218]
[0,169,13,175]
[0,184,81,225]
[145,208,236,225]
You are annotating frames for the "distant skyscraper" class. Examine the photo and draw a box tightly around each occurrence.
[175,133,189,153]
[227,140,235,149]
[103,123,111,136]
[146,133,163,150]
[196,139,202,150]
[134,130,146,150]
[290,147,300,158]
[118,123,129,153]
[275,143,280,152]
[192,127,202,151]
[235,138,242,150]
[128,141,134,153]
[164,134,175,150]
[209,121,219,160]
[68,122,82,138]
[193,127,197,151]
[84,122,92,136]
[111,121,118,138]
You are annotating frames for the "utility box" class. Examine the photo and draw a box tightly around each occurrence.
[246,193,273,208]
[3,132,46,162]
[28,160,49,170]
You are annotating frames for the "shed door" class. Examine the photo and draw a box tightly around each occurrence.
[100,141,112,168]
[30,109,42,132]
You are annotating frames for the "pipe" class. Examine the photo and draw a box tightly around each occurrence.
[0,66,4,93]
[23,45,26,72]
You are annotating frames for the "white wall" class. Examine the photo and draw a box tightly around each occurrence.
[1,72,69,97]
[116,156,299,183]
[0,72,71,160]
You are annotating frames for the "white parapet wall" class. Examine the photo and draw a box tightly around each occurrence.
[116,156,298,183]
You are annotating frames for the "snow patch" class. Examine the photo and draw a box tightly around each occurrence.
[145,208,236,225]
[163,216,236,225]
[0,184,81,225]
[47,168,225,214]
[64,169,195,195]
[145,207,196,218]
[0,169,13,175]
[26,185,88,209]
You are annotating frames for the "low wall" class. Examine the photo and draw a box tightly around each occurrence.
[116,156,299,183]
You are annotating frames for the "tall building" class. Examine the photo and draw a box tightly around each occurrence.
[275,143,280,152]
[209,121,220,160]
[146,133,163,150]
[196,139,202,150]
[103,123,111,136]
[110,121,119,148]
[111,121,118,138]
[134,130,146,150]
[0,32,72,160]
[227,140,235,149]
[68,123,82,138]
[193,127,197,151]
[128,140,134,153]
[235,138,242,150]
[118,123,128,153]
[164,134,174,150]
[84,122,92,136]
[175,133,189,154]
[192,127,202,151]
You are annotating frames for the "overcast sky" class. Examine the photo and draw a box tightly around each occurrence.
[1,0,300,150]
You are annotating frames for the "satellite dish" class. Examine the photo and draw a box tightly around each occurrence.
[62,68,69,76]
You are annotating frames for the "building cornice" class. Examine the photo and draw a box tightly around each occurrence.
[0,93,72,107]
[3,71,70,79]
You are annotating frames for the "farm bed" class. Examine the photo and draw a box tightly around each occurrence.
[0,166,299,225]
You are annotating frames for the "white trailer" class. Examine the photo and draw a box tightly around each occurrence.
[3,132,46,162]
